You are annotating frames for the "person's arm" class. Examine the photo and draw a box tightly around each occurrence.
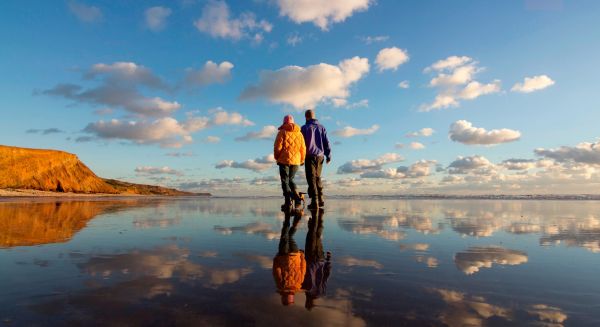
[322,127,331,163]
[274,131,283,161]
[300,132,306,164]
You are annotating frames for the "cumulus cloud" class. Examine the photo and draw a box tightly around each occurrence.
[500,159,537,170]
[194,0,272,41]
[215,154,276,172]
[448,155,494,175]
[165,151,194,157]
[421,56,501,111]
[135,166,184,176]
[406,127,434,138]
[511,75,555,93]
[145,6,172,31]
[82,108,252,148]
[68,1,102,23]
[361,160,439,180]
[408,142,425,150]
[449,120,521,146]
[337,153,403,174]
[275,0,371,30]
[333,124,379,138]
[239,56,369,109]
[535,141,600,164]
[41,62,178,118]
[235,125,277,141]
[454,246,528,275]
[360,35,389,44]
[375,47,409,72]
[185,61,234,87]
[398,80,410,89]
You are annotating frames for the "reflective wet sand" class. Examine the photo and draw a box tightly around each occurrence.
[0,198,599,326]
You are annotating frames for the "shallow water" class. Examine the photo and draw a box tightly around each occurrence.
[0,198,599,326]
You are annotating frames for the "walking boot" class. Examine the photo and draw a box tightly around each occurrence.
[318,195,325,208]
[293,192,303,209]
[307,200,318,210]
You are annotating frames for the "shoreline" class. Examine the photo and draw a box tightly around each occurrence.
[2,189,600,201]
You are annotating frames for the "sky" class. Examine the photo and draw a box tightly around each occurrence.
[2,0,600,195]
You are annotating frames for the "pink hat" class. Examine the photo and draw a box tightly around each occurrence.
[283,115,294,124]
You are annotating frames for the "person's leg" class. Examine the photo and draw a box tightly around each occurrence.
[305,156,317,200]
[288,165,301,205]
[279,164,292,208]
[315,156,325,205]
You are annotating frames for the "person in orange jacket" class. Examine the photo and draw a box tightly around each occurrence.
[272,209,306,306]
[274,115,306,210]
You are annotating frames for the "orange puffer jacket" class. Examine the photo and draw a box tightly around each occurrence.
[273,251,306,293]
[274,123,306,165]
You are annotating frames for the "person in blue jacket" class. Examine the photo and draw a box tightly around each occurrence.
[301,109,331,209]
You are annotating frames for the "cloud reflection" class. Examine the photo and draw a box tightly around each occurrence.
[454,246,528,275]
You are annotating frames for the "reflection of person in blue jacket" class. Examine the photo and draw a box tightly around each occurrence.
[302,208,332,310]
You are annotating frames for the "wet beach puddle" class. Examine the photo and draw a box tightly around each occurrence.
[0,198,599,326]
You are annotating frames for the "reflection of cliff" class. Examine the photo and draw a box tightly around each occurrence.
[0,200,152,247]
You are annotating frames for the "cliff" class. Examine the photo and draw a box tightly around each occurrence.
[0,145,203,196]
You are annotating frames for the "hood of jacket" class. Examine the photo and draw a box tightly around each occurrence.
[279,123,300,132]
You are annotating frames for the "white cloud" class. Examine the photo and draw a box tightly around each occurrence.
[68,1,102,23]
[425,55,472,72]
[409,142,425,150]
[535,141,600,164]
[406,127,434,138]
[500,159,537,170]
[448,155,494,175]
[360,35,389,44]
[333,98,369,109]
[82,109,252,148]
[449,120,521,146]
[203,136,221,143]
[240,56,369,109]
[235,125,277,141]
[145,6,172,31]
[421,56,501,111]
[275,0,371,30]
[333,124,379,138]
[43,62,177,118]
[194,0,272,41]
[185,60,234,87]
[511,75,555,93]
[286,33,302,46]
[398,80,410,89]
[397,160,437,178]
[215,154,276,172]
[135,166,183,176]
[84,118,194,148]
[375,47,409,72]
[337,153,403,174]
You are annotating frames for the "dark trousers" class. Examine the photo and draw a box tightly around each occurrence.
[305,155,324,200]
[278,212,301,255]
[279,164,299,198]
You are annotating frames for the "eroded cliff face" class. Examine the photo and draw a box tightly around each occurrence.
[0,145,117,193]
[0,145,201,195]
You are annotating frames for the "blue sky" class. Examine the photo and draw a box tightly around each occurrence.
[2,0,600,195]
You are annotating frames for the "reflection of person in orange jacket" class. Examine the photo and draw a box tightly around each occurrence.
[302,208,332,310]
[272,209,305,306]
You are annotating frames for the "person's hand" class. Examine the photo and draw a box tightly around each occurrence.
[326,157,331,164]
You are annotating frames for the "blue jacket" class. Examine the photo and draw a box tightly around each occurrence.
[301,119,331,159]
